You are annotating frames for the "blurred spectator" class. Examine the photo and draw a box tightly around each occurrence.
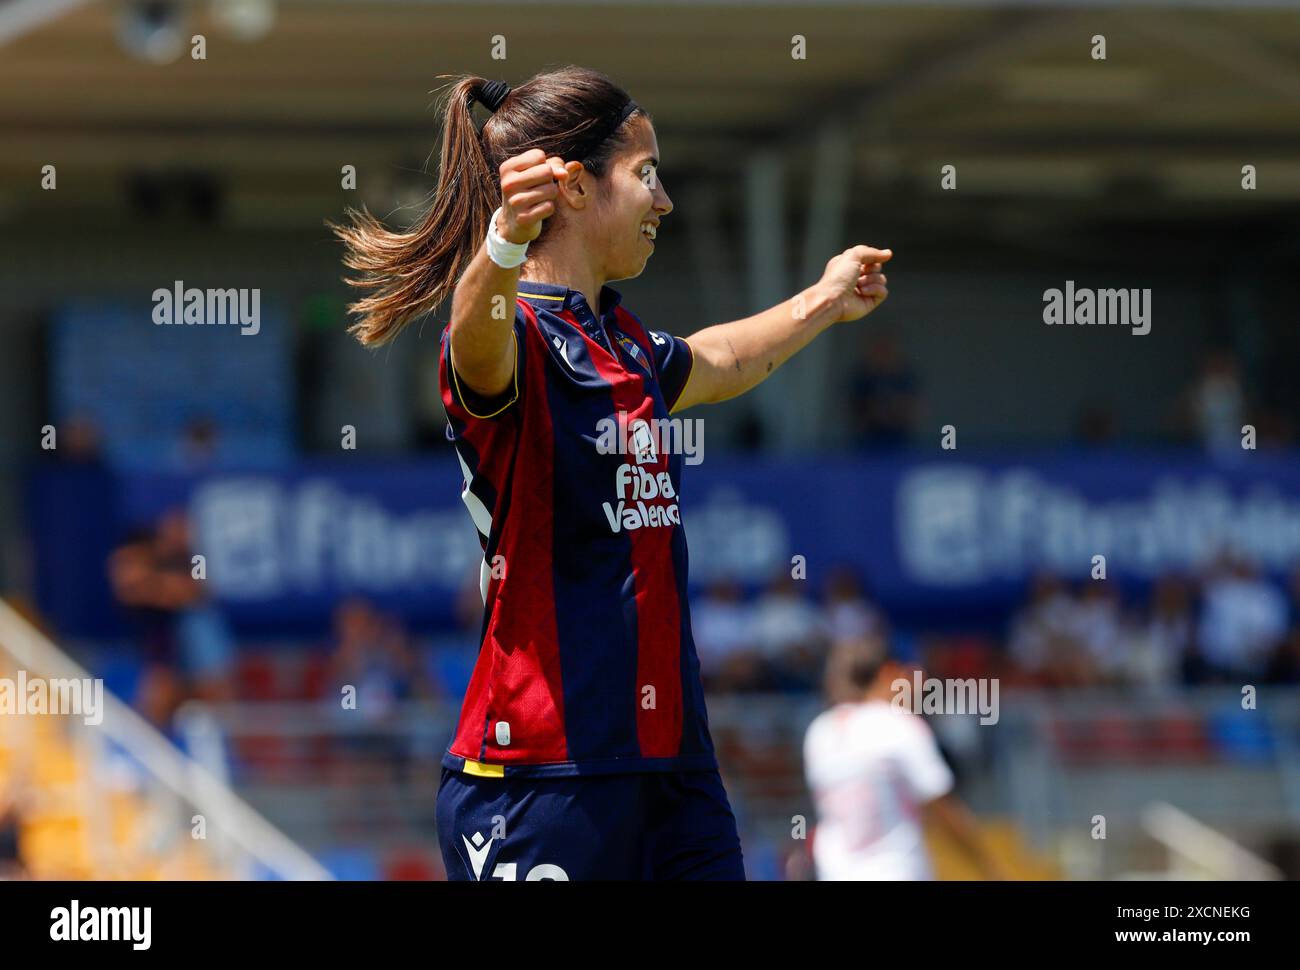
[108,525,178,727]
[1198,554,1288,680]
[821,566,884,643]
[752,574,827,690]
[157,510,236,701]
[847,333,920,449]
[107,508,235,729]
[329,598,430,718]
[1185,349,1245,458]
[1071,582,1123,681]
[1265,628,1300,685]
[1119,576,1195,690]
[327,599,431,793]
[691,579,764,692]
[1007,573,1092,687]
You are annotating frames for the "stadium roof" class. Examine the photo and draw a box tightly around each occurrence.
[3,0,1300,224]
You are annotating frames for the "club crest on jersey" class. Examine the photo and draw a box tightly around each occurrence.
[614,331,650,373]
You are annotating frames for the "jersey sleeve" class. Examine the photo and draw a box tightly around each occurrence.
[895,715,955,804]
[440,310,527,422]
[647,329,694,411]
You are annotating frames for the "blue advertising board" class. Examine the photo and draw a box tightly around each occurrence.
[28,450,1300,637]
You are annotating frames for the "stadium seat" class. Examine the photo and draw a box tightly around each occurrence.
[1208,708,1276,763]
[235,655,279,700]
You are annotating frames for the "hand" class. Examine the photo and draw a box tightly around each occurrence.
[497,149,578,244]
[817,244,892,324]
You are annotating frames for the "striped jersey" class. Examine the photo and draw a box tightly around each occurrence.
[438,280,717,778]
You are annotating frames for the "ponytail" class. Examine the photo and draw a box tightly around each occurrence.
[332,76,498,347]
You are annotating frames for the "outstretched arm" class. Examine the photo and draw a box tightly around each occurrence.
[673,245,892,412]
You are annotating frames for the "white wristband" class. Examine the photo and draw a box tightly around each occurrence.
[485,206,529,268]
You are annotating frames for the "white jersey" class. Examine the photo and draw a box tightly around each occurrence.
[803,700,954,880]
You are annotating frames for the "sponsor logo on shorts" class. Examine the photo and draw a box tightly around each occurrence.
[460,831,570,881]
[461,831,495,880]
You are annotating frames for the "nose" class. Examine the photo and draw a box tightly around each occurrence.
[653,178,673,217]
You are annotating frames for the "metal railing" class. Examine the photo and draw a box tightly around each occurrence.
[50,676,1300,880]
[0,598,331,880]
[995,686,1300,878]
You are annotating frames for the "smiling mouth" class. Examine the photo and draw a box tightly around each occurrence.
[640,221,658,243]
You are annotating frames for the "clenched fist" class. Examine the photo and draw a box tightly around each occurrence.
[496,149,582,244]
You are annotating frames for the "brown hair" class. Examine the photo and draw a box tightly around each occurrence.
[332,65,646,346]
[823,636,891,705]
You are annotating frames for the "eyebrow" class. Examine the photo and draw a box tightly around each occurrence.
[639,157,659,168]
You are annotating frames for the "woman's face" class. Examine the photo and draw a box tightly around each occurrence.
[589,115,673,282]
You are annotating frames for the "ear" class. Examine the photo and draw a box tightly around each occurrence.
[557,160,589,210]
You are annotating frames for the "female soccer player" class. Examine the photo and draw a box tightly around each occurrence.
[335,65,891,880]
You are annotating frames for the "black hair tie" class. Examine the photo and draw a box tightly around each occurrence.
[477,79,511,113]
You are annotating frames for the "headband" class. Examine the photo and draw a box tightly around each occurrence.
[576,98,641,164]
[474,82,640,163]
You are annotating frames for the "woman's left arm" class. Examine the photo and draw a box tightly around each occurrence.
[673,245,892,412]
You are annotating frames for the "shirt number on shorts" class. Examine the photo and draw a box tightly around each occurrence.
[490,862,569,881]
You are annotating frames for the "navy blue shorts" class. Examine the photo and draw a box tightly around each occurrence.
[436,767,745,881]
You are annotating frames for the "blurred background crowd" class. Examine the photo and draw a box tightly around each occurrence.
[32,337,1300,735]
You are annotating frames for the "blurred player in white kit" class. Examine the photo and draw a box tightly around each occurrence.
[803,637,1007,880]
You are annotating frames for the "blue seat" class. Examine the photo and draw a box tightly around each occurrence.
[1208,707,1276,763]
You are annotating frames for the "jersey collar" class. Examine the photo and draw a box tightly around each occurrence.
[516,280,624,317]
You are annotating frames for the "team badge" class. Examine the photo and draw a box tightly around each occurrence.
[615,332,650,373]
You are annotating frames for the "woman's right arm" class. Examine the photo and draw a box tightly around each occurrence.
[448,148,568,399]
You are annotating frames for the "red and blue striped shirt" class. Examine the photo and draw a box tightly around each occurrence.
[438,281,717,777]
